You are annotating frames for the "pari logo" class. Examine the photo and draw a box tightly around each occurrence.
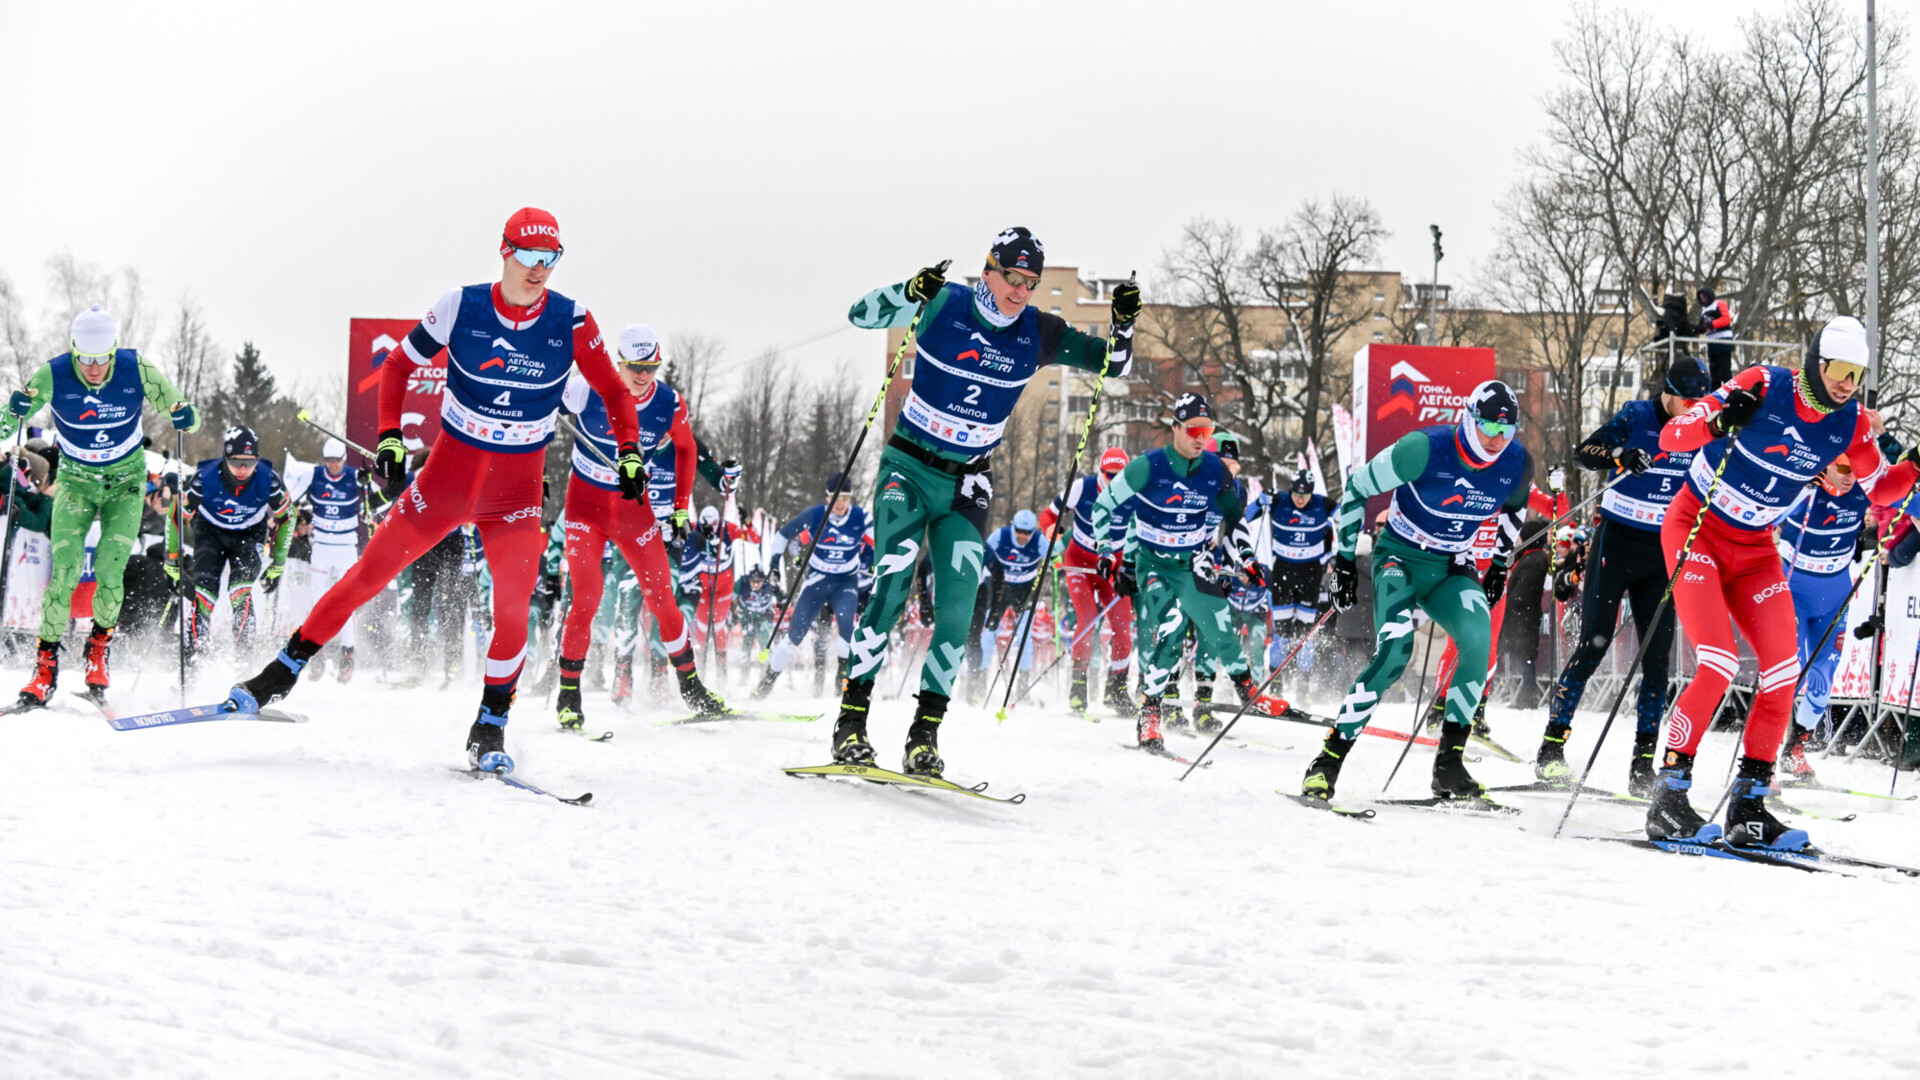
[1374,360,1469,424]
[480,336,546,379]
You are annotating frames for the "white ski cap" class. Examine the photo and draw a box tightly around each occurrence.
[322,438,347,459]
[70,304,117,357]
[617,324,662,365]
[1818,316,1870,367]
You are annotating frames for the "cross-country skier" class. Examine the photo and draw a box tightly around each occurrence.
[1087,394,1286,750]
[832,228,1140,776]
[3,305,199,708]
[1648,317,1916,847]
[301,439,364,683]
[175,426,296,655]
[977,508,1046,680]
[1303,380,1532,802]
[1040,445,1135,715]
[1775,456,1870,787]
[733,564,782,676]
[689,503,756,680]
[551,323,728,731]
[752,476,873,698]
[227,207,658,770]
[1266,470,1331,679]
[1533,359,1709,794]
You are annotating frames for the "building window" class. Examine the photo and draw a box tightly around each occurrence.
[1372,312,1385,321]
[1372,331,1385,341]
[1051,287,1063,296]
[1374,293,1387,303]
[1051,307,1062,314]
[901,354,914,379]
[1184,363,1203,385]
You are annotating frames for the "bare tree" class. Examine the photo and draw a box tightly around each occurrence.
[666,331,725,423]
[43,253,152,353]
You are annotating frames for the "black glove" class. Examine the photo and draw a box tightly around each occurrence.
[374,428,407,483]
[1098,552,1137,597]
[1552,568,1580,603]
[1480,560,1509,606]
[1713,387,1762,435]
[1618,447,1654,474]
[1238,550,1266,589]
[905,265,948,303]
[1331,555,1358,612]
[615,442,648,502]
[1111,279,1142,323]
[1855,613,1884,640]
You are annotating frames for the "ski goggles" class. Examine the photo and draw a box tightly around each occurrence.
[1818,455,1854,496]
[71,341,115,362]
[1183,422,1217,440]
[507,245,564,269]
[989,259,1041,291]
[1823,358,1867,385]
[226,456,259,469]
[1476,419,1517,438]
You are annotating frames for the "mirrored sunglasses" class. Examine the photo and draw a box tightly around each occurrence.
[509,246,563,269]
[1477,419,1517,438]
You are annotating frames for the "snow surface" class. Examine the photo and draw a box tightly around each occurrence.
[5,666,1920,1079]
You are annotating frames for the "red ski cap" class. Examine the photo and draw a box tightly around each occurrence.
[1098,447,1130,474]
[501,207,561,254]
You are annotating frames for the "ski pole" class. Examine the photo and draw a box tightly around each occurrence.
[0,426,23,638]
[557,414,617,468]
[1553,446,1734,838]
[1006,593,1125,710]
[1380,608,1445,793]
[294,409,380,466]
[993,272,1131,721]
[760,260,951,662]
[1179,606,1335,780]
[175,431,190,707]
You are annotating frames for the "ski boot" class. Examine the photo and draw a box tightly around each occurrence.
[1627,731,1660,797]
[336,646,355,684]
[812,655,828,698]
[1136,696,1165,751]
[1469,697,1493,743]
[902,691,947,778]
[81,623,112,693]
[1068,666,1090,715]
[1779,726,1818,787]
[227,632,319,712]
[751,665,780,700]
[1230,672,1288,721]
[611,657,633,707]
[1431,722,1486,800]
[1534,722,1573,785]
[1725,757,1809,851]
[831,679,875,765]
[675,665,728,719]
[1645,750,1721,842]
[1104,670,1136,718]
[1302,730,1357,801]
[1422,691,1447,733]
[1192,683,1219,734]
[555,657,586,730]
[1162,685,1190,734]
[466,684,515,772]
[13,639,59,712]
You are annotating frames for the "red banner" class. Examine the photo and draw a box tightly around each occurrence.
[1351,343,1496,519]
[346,318,446,455]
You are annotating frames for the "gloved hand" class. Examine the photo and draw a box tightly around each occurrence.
[1111,279,1142,323]
[1855,613,1883,640]
[1552,567,1581,603]
[1237,546,1266,588]
[684,578,702,604]
[1480,560,1509,605]
[1776,537,1796,563]
[169,401,200,432]
[1097,551,1136,597]
[667,508,693,546]
[719,458,742,497]
[615,442,648,501]
[1618,447,1654,474]
[262,563,285,594]
[163,559,181,585]
[375,428,408,483]
[1548,466,1566,493]
[905,264,948,303]
[1331,555,1358,612]
[7,388,34,417]
[1712,387,1762,436]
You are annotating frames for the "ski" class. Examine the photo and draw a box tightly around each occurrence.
[783,762,1026,804]
[1578,834,1832,871]
[1769,799,1856,823]
[70,689,118,721]
[559,724,615,742]
[455,766,593,806]
[1487,780,1647,807]
[0,698,48,717]
[1279,792,1376,819]
[1124,743,1211,768]
[656,710,822,727]
[1372,795,1521,816]
[1470,730,1525,763]
[1792,847,1920,877]
[106,702,309,731]
[1777,779,1917,802]
[1266,706,1440,748]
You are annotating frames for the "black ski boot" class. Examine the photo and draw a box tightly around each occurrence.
[1627,731,1660,797]
[832,678,876,765]
[676,665,728,719]
[337,645,355,684]
[1725,757,1809,850]
[556,657,586,730]
[1068,665,1090,714]
[1431,722,1486,799]
[1302,730,1357,800]
[1163,684,1190,733]
[467,684,514,771]
[1535,722,1572,785]
[227,632,320,712]
[1422,691,1447,733]
[1136,695,1165,751]
[1192,683,1219,734]
[902,691,947,777]
[1104,670,1136,718]
[751,665,780,701]
[1645,750,1720,842]
[1469,696,1492,742]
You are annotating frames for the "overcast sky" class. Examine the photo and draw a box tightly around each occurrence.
[0,0,1836,399]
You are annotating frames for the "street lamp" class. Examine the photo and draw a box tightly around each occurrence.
[1428,225,1444,345]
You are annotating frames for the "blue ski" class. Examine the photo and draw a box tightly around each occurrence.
[107,702,308,731]
[455,766,593,806]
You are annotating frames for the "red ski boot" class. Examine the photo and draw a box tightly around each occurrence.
[12,640,59,713]
[1231,673,1288,719]
[82,624,113,690]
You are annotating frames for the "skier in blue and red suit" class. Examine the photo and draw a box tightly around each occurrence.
[226,207,652,771]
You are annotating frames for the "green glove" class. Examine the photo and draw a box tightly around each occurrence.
[375,428,408,483]
[667,508,692,546]
[262,562,285,594]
